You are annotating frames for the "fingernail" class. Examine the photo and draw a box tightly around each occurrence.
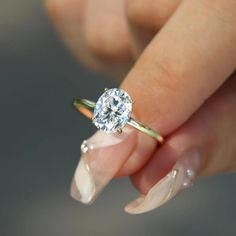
[125,149,204,214]
[71,128,137,204]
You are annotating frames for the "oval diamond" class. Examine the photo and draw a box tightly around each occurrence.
[93,88,133,133]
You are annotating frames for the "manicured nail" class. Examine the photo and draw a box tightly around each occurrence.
[71,128,137,204]
[125,149,204,214]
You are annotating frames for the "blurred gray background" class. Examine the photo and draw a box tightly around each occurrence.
[1,1,236,236]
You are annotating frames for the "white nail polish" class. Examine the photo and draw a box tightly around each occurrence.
[71,128,137,204]
[125,149,204,214]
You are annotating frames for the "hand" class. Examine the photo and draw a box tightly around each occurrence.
[45,0,236,214]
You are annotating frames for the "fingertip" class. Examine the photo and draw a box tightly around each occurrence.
[131,138,178,194]
[115,134,156,177]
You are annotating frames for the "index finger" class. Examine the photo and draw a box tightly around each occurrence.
[123,0,236,135]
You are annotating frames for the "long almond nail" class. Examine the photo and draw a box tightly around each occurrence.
[125,149,204,214]
[71,128,137,204]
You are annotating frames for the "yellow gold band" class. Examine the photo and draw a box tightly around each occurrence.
[73,98,164,144]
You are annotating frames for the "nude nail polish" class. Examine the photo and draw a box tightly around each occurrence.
[124,149,204,214]
[71,128,137,204]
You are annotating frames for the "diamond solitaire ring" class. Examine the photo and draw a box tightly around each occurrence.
[73,88,164,143]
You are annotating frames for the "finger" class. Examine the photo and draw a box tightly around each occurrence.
[125,74,236,214]
[45,0,134,79]
[84,0,132,61]
[125,0,181,56]
[84,0,135,79]
[45,0,100,69]
[71,127,138,204]
[118,0,236,178]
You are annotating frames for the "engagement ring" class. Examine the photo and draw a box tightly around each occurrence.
[73,88,164,143]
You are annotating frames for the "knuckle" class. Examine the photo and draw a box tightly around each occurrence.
[126,0,149,23]
[85,24,131,60]
[126,0,153,30]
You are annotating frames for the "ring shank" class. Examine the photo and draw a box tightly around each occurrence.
[127,118,164,143]
[73,98,164,144]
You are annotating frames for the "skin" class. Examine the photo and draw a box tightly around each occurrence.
[45,0,236,194]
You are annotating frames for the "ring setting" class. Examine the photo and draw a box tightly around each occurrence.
[73,88,164,143]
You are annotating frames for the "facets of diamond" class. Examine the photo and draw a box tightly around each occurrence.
[93,88,133,133]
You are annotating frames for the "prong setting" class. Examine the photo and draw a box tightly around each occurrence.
[117,128,122,134]
[93,88,133,133]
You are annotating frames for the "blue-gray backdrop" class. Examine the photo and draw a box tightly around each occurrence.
[0,1,236,235]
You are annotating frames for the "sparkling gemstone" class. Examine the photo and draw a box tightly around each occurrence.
[93,88,133,133]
